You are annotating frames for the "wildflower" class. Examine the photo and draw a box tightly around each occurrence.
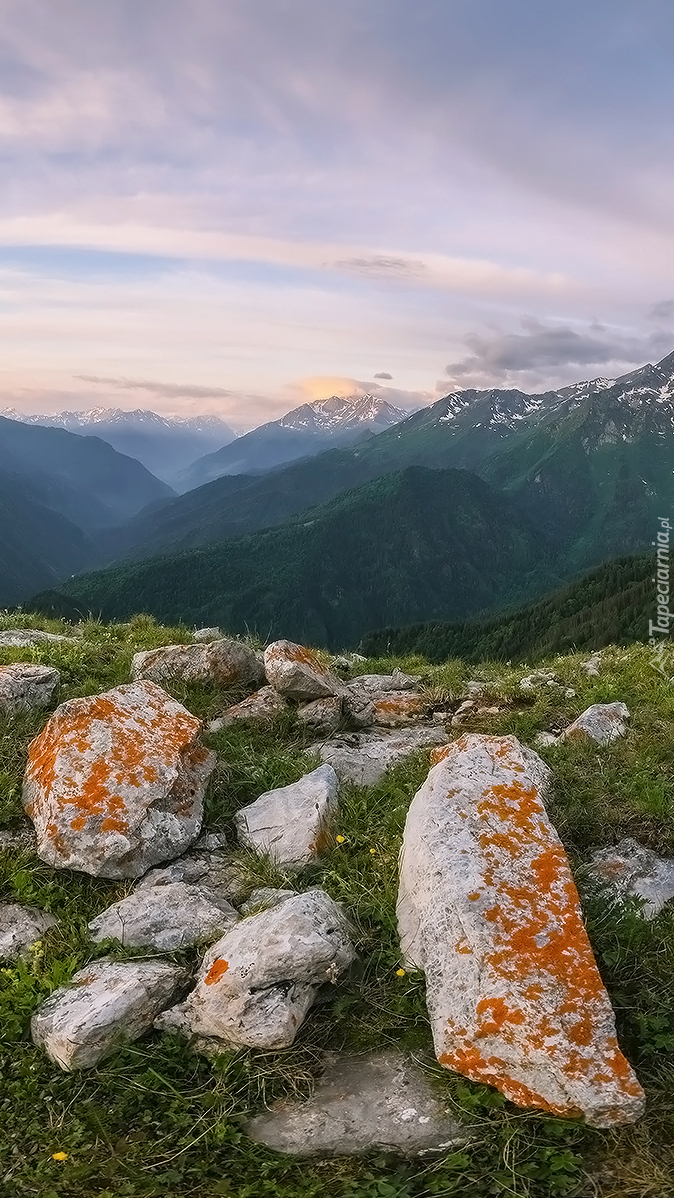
[396,968,406,977]
[52,1152,68,1161]
[369,847,376,854]
[336,835,345,844]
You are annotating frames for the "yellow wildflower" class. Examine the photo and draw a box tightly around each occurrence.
[369,848,376,855]
[336,835,345,844]
[52,1152,68,1161]
[396,968,406,977]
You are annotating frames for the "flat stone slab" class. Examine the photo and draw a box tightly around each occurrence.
[561,702,630,746]
[0,663,60,715]
[588,838,674,919]
[156,889,355,1050]
[88,881,239,950]
[32,957,187,1070]
[397,733,644,1128]
[0,629,76,647]
[0,902,57,959]
[246,1050,468,1158]
[235,765,339,868]
[310,726,447,787]
[23,679,215,878]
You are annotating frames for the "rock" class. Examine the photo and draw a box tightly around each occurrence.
[344,671,425,729]
[246,1050,467,1158]
[347,671,421,694]
[397,732,644,1127]
[297,696,344,736]
[209,686,288,731]
[0,664,60,715]
[264,640,344,701]
[193,627,221,642]
[0,629,75,647]
[310,726,446,788]
[235,765,339,868]
[582,656,602,677]
[561,702,630,746]
[239,888,298,915]
[132,639,265,689]
[476,706,503,715]
[535,732,559,748]
[137,839,251,906]
[332,656,352,671]
[0,903,57,959]
[588,838,674,919]
[156,889,355,1049]
[520,670,559,691]
[32,957,187,1071]
[0,825,37,853]
[23,680,216,879]
[564,688,577,698]
[465,681,486,697]
[88,881,239,951]
[369,694,431,728]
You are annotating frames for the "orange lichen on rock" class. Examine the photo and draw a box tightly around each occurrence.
[204,958,229,985]
[397,733,645,1128]
[22,680,215,879]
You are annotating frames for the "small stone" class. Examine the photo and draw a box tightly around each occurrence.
[582,657,602,677]
[23,680,216,879]
[264,641,344,701]
[565,688,577,698]
[588,838,674,919]
[32,957,187,1071]
[209,686,288,731]
[310,726,446,788]
[535,732,559,748]
[520,670,558,691]
[465,681,485,697]
[297,696,344,736]
[239,888,298,915]
[0,664,60,715]
[397,733,644,1127]
[88,881,239,951]
[476,706,502,715]
[561,702,630,746]
[246,1050,468,1158]
[193,627,221,642]
[369,694,430,727]
[132,639,265,689]
[235,765,339,868]
[0,903,57,960]
[156,889,355,1049]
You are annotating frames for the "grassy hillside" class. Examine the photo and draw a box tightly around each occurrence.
[361,555,653,663]
[31,467,561,648]
[1,612,674,1196]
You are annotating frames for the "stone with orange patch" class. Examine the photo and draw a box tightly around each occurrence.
[397,732,644,1128]
[22,680,216,879]
[264,640,345,701]
[560,703,629,747]
[132,639,265,690]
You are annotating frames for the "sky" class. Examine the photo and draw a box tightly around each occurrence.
[1,0,674,426]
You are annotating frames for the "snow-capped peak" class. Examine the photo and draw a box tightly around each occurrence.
[279,393,407,434]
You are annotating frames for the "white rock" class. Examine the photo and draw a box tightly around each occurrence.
[0,664,60,714]
[239,888,298,915]
[397,732,644,1128]
[310,727,446,787]
[131,639,265,688]
[347,671,421,694]
[0,629,75,647]
[565,688,577,698]
[193,627,221,642]
[0,903,57,959]
[235,765,339,868]
[582,656,602,677]
[297,696,344,736]
[588,838,674,919]
[465,681,486,697]
[209,686,288,732]
[520,670,558,691]
[264,640,344,701]
[561,702,630,746]
[23,680,216,878]
[137,839,251,906]
[156,889,355,1049]
[535,732,559,748]
[88,881,239,951]
[32,957,187,1071]
[246,1050,467,1158]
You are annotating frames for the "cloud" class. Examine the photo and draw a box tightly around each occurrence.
[374,371,392,379]
[288,374,430,411]
[442,319,674,392]
[75,375,233,399]
[649,300,674,323]
[332,256,427,281]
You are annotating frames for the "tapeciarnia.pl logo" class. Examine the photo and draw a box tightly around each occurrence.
[649,516,673,681]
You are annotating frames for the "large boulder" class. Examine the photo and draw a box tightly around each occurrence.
[131,639,265,689]
[311,726,446,787]
[264,641,344,701]
[588,838,674,919]
[297,696,344,736]
[209,686,288,732]
[343,671,424,729]
[23,680,216,878]
[0,903,57,960]
[561,703,630,746]
[156,889,355,1049]
[88,881,239,951]
[397,733,644,1128]
[0,664,60,715]
[32,957,187,1070]
[235,765,339,868]
[246,1050,467,1158]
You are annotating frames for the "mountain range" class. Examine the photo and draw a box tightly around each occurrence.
[175,393,408,491]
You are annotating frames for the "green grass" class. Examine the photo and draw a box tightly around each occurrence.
[1,615,674,1196]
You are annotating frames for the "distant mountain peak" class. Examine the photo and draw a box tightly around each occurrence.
[279,393,407,434]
